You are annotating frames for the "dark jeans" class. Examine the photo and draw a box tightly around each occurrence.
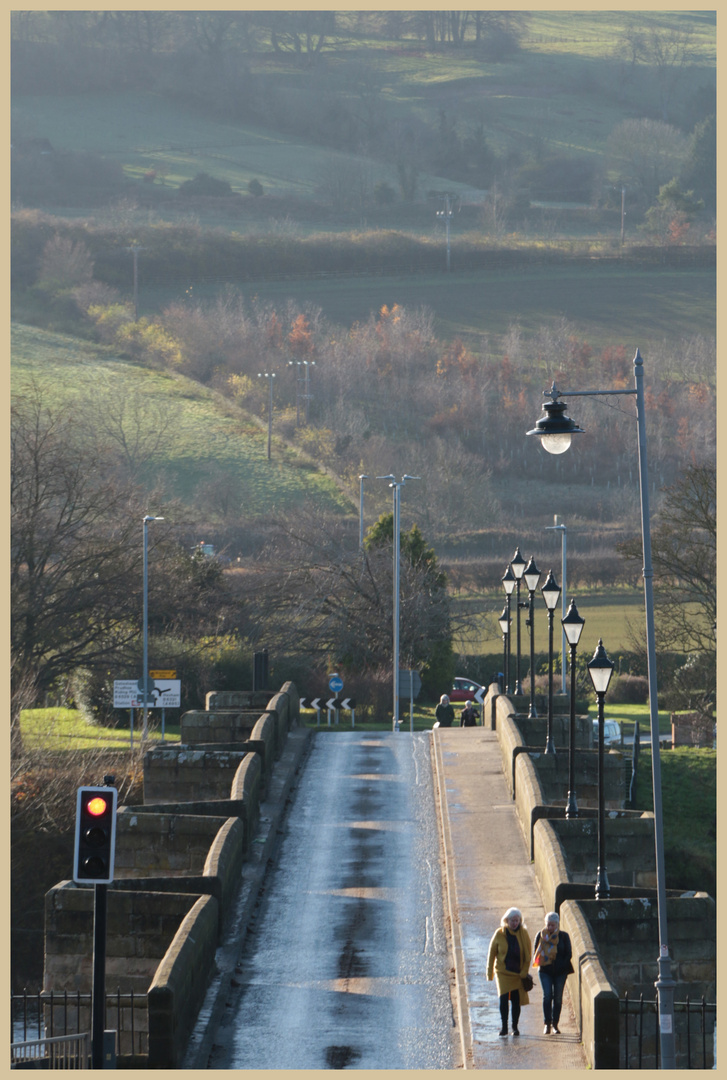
[539,967,567,1026]
[499,989,520,1028]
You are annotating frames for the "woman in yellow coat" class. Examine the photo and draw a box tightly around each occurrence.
[487,907,532,1036]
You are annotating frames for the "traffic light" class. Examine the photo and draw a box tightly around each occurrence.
[73,786,118,884]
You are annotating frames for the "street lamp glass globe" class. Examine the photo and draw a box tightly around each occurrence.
[502,566,516,595]
[587,639,615,695]
[541,432,572,455]
[541,570,561,610]
[523,558,541,593]
[562,599,585,646]
[498,606,510,635]
[510,548,526,580]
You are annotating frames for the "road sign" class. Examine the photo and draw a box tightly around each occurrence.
[339,697,356,710]
[328,673,344,694]
[398,669,422,699]
[474,686,486,704]
[150,669,176,679]
[114,679,181,709]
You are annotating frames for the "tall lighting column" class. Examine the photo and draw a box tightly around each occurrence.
[142,515,164,740]
[546,517,568,694]
[257,372,276,460]
[526,348,676,1067]
[562,599,586,817]
[502,566,516,694]
[541,569,561,755]
[376,474,420,731]
[587,640,615,900]
[509,548,527,694]
[359,474,369,548]
[523,557,541,719]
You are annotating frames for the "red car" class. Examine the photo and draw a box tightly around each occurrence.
[449,677,485,703]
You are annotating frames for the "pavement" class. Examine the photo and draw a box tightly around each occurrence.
[432,724,587,1069]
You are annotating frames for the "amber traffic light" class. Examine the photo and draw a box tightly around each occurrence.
[73,786,117,884]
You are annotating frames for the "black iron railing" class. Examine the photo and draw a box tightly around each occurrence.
[621,994,715,1069]
[11,989,148,1059]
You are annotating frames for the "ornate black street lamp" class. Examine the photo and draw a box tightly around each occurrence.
[498,605,510,694]
[562,598,586,817]
[588,639,615,900]
[522,557,541,718]
[502,565,516,694]
[541,570,561,755]
[510,548,527,694]
[526,351,677,1064]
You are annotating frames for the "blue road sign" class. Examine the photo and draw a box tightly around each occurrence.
[328,673,344,694]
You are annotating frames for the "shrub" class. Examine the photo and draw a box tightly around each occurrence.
[373,181,397,206]
[247,178,264,197]
[178,172,234,198]
[606,674,649,705]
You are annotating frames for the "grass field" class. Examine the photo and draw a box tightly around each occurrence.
[19,708,180,750]
[454,586,646,656]
[11,322,354,519]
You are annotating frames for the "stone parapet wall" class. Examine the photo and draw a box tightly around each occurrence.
[115,808,229,877]
[205,690,271,711]
[143,747,249,804]
[147,895,219,1069]
[180,709,267,745]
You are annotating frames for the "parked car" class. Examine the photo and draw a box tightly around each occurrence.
[593,718,622,747]
[450,677,485,703]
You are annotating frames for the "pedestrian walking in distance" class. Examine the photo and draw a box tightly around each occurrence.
[487,907,532,1037]
[533,911,574,1034]
[460,701,478,727]
[435,694,455,727]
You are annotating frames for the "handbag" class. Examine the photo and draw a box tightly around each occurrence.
[522,973,534,992]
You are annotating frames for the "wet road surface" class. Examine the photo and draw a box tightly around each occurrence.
[207,731,458,1069]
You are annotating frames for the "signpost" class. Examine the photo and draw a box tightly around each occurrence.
[398,669,422,733]
[114,679,181,747]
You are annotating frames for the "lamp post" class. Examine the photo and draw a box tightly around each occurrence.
[526,349,676,1067]
[541,569,561,755]
[257,372,276,460]
[358,474,369,548]
[546,517,568,694]
[587,640,615,900]
[502,564,516,694]
[376,474,420,731]
[498,605,510,694]
[509,547,527,694]
[523,557,541,719]
[142,515,164,740]
[562,598,586,818]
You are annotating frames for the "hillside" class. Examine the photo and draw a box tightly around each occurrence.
[11,323,354,531]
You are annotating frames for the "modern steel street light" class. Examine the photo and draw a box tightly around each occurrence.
[562,598,586,818]
[587,640,615,901]
[498,605,510,694]
[142,515,164,740]
[546,517,568,694]
[501,565,516,694]
[376,474,420,731]
[358,474,369,548]
[509,547,527,694]
[526,348,676,1067]
[257,372,276,460]
[523,557,541,719]
[541,569,561,755]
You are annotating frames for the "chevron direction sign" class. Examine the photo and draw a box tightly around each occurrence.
[300,696,356,711]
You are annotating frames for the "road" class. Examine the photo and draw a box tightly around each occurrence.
[207,731,459,1070]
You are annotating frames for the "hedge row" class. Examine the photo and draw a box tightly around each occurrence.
[11,212,716,291]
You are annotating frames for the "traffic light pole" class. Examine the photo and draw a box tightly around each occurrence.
[91,883,107,1069]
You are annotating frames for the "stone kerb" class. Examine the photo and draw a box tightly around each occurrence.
[147,894,219,1069]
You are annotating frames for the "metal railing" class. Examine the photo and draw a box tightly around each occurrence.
[11,989,148,1060]
[622,994,716,1069]
[11,1031,89,1069]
